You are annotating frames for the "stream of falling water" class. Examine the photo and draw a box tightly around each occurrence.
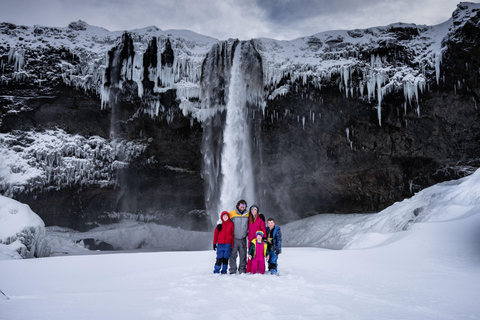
[200,40,264,224]
[216,43,256,216]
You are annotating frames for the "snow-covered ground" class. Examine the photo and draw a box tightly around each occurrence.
[1,169,480,319]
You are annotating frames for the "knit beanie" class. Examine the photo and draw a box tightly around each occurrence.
[249,205,259,213]
[255,230,264,238]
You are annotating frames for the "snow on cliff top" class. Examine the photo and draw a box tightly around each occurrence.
[0,19,217,55]
[2,2,479,58]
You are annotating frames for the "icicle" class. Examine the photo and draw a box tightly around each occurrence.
[341,65,350,98]
[376,73,385,127]
[346,127,354,150]
[8,47,25,71]
[435,51,442,86]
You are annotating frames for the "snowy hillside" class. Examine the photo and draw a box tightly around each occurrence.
[1,169,480,319]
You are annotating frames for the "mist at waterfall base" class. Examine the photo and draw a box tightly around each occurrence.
[2,170,480,319]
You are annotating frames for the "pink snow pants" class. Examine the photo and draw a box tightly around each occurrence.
[250,259,265,274]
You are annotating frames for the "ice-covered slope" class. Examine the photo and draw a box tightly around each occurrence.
[283,167,480,250]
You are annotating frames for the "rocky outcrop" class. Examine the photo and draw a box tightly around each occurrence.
[0,195,51,258]
[1,3,479,230]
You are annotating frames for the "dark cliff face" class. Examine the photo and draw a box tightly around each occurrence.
[258,80,480,219]
[256,8,480,219]
[0,30,208,231]
[1,4,480,230]
[249,4,480,221]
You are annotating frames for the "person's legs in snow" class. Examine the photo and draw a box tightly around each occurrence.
[229,239,240,274]
[251,260,258,274]
[220,244,231,274]
[267,250,278,274]
[238,239,247,273]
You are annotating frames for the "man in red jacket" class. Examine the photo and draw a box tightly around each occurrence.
[213,211,234,274]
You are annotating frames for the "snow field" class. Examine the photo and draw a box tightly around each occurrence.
[2,168,480,319]
[1,207,479,320]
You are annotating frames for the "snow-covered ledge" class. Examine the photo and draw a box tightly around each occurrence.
[0,195,51,259]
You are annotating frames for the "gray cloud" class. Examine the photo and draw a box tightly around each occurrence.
[255,0,356,25]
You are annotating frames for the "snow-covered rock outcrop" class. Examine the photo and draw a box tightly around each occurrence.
[0,195,50,259]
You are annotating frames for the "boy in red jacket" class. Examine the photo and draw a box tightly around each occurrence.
[213,211,234,274]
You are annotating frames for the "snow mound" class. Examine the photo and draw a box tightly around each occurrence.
[284,168,480,250]
[0,195,50,259]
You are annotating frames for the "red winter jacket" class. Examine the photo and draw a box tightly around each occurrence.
[214,211,234,247]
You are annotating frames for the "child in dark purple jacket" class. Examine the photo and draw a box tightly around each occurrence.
[247,231,269,274]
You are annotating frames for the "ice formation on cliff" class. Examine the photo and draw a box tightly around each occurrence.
[3,3,475,126]
[0,130,148,197]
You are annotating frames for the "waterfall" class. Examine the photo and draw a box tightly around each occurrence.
[217,44,256,215]
[200,40,264,223]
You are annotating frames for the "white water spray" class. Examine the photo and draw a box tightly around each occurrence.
[217,44,256,214]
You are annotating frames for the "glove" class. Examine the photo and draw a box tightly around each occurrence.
[216,224,222,232]
[275,250,280,255]
[213,244,217,251]
[259,213,265,221]
[262,238,267,243]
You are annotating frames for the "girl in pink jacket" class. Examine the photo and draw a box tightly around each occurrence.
[248,231,269,274]
[246,205,266,273]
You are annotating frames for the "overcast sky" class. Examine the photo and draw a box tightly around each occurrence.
[0,0,475,40]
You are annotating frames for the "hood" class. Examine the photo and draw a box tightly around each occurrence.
[221,211,230,223]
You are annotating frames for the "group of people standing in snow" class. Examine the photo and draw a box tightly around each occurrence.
[213,199,282,275]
